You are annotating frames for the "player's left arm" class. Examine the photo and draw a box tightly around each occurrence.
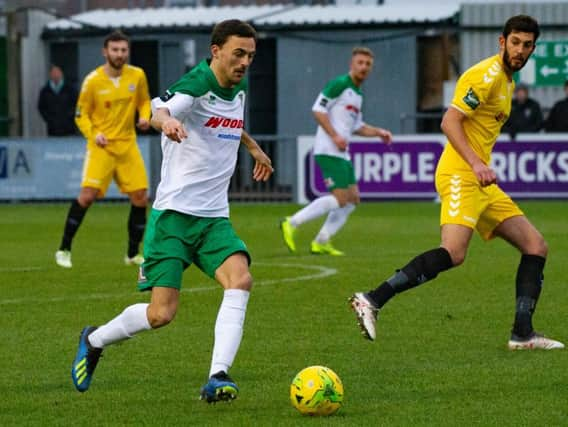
[136,71,151,131]
[240,131,274,182]
[354,124,393,144]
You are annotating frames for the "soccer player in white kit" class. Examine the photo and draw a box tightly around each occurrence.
[280,47,392,255]
[71,20,273,402]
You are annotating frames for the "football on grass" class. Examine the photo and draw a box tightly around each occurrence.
[290,365,344,416]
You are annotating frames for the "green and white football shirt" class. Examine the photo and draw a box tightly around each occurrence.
[312,74,365,160]
[151,60,247,218]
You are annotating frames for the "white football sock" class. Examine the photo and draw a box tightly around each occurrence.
[88,303,151,348]
[315,203,356,244]
[209,289,250,377]
[290,195,339,227]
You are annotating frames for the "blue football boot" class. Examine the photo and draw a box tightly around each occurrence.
[200,371,239,403]
[71,326,102,392]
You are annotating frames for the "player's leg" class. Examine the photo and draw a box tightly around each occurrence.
[312,184,359,255]
[280,155,344,252]
[349,172,479,340]
[71,287,179,392]
[56,147,114,268]
[116,143,149,265]
[71,209,190,392]
[55,187,99,268]
[280,194,339,253]
[491,214,563,350]
[125,189,148,265]
[350,224,466,340]
[200,253,251,402]
[194,218,251,402]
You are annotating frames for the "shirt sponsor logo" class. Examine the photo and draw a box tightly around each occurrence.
[463,88,480,110]
[128,84,136,92]
[346,105,360,113]
[319,98,329,107]
[204,116,244,129]
[217,134,241,141]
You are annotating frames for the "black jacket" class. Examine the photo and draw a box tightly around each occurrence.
[544,98,568,132]
[37,82,78,136]
[502,98,543,138]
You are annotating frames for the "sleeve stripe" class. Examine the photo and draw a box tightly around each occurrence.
[450,104,470,115]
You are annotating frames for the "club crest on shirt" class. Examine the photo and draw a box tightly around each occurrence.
[463,87,480,110]
[128,84,136,92]
[208,95,216,105]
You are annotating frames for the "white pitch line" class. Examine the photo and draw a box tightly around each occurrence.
[0,262,337,306]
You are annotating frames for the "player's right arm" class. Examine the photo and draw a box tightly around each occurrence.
[441,66,497,186]
[312,110,347,151]
[312,80,347,151]
[150,91,193,143]
[441,108,496,186]
[74,74,105,145]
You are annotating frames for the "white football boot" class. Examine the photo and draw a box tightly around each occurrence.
[349,292,379,341]
[508,332,565,350]
[55,250,72,268]
[124,254,144,266]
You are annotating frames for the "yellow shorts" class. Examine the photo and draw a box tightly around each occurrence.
[435,172,523,240]
[81,141,148,197]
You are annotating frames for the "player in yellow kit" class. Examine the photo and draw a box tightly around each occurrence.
[55,30,151,268]
[350,15,564,350]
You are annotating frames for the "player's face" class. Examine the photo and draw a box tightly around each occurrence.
[103,40,129,70]
[350,54,374,83]
[212,36,256,87]
[500,31,536,73]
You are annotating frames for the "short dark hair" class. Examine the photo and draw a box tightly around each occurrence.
[502,15,540,42]
[210,20,257,48]
[352,47,374,58]
[104,30,130,48]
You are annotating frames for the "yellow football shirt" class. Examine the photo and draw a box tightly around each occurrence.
[437,54,514,173]
[75,64,151,153]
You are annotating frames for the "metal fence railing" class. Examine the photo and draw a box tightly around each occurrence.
[229,134,296,202]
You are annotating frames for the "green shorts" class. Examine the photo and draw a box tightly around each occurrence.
[315,154,357,190]
[138,209,250,291]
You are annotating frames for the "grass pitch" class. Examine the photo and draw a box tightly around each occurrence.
[1,201,567,426]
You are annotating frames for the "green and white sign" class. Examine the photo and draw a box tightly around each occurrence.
[517,41,568,86]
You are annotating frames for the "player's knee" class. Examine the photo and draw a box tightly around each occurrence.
[130,190,148,207]
[147,305,177,328]
[228,271,253,291]
[525,237,548,257]
[445,247,467,266]
[334,194,348,207]
[77,195,95,208]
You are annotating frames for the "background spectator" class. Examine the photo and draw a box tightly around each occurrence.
[38,65,78,136]
[502,82,543,139]
[544,80,568,132]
